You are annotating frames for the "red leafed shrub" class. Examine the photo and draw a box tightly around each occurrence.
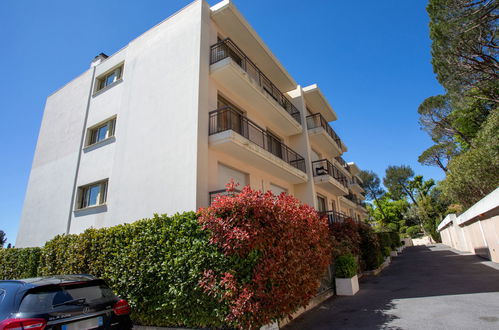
[198,183,332,329]
[329,218,361,258]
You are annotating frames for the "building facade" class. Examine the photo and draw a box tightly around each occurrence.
[17,0,367,247]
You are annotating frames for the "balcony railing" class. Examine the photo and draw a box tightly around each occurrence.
[209,107,306,173]
[311,159,348,187]
[319,210,352,225]
[209,189,241,205]
[346,193,365,207]
[353,176,363,186]
[306,113,342,148]
[335,156,350,172]
[210,38,301,124]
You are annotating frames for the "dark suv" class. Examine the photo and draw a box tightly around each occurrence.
[0,274,132,330]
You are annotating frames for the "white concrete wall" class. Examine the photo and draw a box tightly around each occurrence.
[17,70,94,247]
[17,0,206,246]
[438,189,499,262]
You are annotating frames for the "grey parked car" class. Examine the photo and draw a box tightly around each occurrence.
[0,274,132,330]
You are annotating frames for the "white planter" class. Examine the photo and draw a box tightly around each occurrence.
[260,321,279,330]
[335,275,359,296]
[396,246,403,253]
[390,251,398,257]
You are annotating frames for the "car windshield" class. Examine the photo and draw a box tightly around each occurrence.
[19,282,116,313]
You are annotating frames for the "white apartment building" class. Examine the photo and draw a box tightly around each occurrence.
[17,0,367,247]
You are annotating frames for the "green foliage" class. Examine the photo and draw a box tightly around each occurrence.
[0,248,41,279]
[441,109,499,208]
[427,0,498,101]
[383,165,415,201]
[38,213,229,328]
[0,230,6,248]
[389,232,402,249]
[376,232,393,257]
[358,223,383,271]
[418,142,457,172]
[369,196,409,228]
[334,254,357,278]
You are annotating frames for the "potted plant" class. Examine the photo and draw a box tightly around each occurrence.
[335,254,359,296]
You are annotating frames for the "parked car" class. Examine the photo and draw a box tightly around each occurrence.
[0,274,132,330]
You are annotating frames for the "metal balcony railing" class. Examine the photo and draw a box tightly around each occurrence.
[209,107,306,173]
[335,156,350,173]
[210,38,301,124]
[306,113,342,149]
[311,159,348,188]
[319,210,352,225]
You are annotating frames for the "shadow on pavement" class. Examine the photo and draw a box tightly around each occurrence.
[283,245,499,330]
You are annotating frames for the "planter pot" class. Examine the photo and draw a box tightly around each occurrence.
[335,275,359,296]
[390,251,398,257]
[396,247,403,253]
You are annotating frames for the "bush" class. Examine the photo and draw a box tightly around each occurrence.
[376,232,392,255]
[1,190,333,329]
[334,254,357,278]
[329,218,361,258]
[389,232,402,249]
[383,247,392,257]
[39,213,229,328]
[0,247,41,279]
[198,184,332,329]
[358,223,383,271]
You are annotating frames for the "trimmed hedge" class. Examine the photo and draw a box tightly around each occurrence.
[6,213,229,328]
[335,254,357,278]
[376,232,393,257]
[0,247,41,279]
[358,223,383,270]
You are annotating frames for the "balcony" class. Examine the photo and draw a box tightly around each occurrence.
[311,159,349,195]
[319,210,352,225]
[349,176,364,194]
[306,113,344,158]
[209,107,308,184]
[210,39,302,136]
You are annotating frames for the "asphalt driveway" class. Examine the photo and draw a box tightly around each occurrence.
[284,244,499,330]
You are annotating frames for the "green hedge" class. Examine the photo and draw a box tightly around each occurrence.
[3,213,229,328]
[358,224,383,270]
[335,254,357,278]
[389,232,402,249]
[376,232,392,257]
[0,247,41,279]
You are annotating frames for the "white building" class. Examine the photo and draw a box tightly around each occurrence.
[17,0,367,247]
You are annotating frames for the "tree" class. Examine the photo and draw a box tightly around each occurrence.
[383,165,417,203]
[358,170,387,220]
[418,142,457,172]
[0,231,6,248]
[427,0,499,103]
[418,94,473,146]
[441,108,499,207]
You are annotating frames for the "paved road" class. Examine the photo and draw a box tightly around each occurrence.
[284,244,499,330]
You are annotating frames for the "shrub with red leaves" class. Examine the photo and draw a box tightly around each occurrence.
[198,183,332,329]
[329,218,361,258]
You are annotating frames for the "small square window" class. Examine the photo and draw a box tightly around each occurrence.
[76,180,108,210]
[87,118,116,146]
[95,65,123,92]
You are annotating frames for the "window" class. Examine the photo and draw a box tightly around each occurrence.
[87,118,116,146]
[95,65,123,92]
[317,195,327,212]
[76,180,108,210]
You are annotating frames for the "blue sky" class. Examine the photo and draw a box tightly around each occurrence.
[0,0,445,246]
